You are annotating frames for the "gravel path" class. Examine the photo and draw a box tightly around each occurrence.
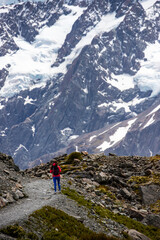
[0,178,60,228]
[0,178,104,233]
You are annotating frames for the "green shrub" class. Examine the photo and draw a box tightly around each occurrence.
[27,232,39,240]
[65,152,82,164]
[0,224,25,238]
[97,186,116,200]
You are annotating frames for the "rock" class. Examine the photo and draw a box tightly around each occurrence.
[3,169,10,175]
[15,183,23,189]
[120,188,132,200]
[95,190,102,196]
[35,170,44,177]
[139,184,160,205]
[144,214,160,228]
[9,177,18,182]
[129,207,147,221]
[73,158,81,165]
[109,153,117,156]
[0,197,7,208]
[82,178,93,185]
[127,229,151,240]
[6,192,15,204]
[11,189,24,200]
[94,172,108,184]
[81,151,88,156]
[144,169,153,176]
[15,189,24,199]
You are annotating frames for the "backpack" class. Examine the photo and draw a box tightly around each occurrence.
[53,165,59,175]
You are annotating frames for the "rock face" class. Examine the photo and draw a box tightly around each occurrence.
[0,153,26,208]
[0,0,160,168]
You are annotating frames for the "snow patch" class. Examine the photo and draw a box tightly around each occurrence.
[147,104,160,116]
[69,135,79,140]
[0,130,6,137]
[14,144,28,155]
[134,41,160,97]
[61,127,73,136]
[89,135,97,142]
[0,0,44,6]
[143,115,155,129]
[0,103,4,110]
[24,96,36,105]
[82,87,88,94]
[0,6,9,14]
[97,118,136,151]
[141,0,158,10]
[108,73,135,91]
[32,125,35,136]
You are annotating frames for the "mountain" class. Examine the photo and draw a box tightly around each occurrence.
[0,0,160,169]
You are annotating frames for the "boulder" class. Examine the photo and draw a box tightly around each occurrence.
[127,229,151,240]
[129,207,147,221]
[94,172,108,184]
[144,214,160,228]
[139,184,160,205]
[12,189,24,200]
[120,188,131,199]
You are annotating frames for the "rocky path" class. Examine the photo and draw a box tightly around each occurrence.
[0,177,104,233]
[0,178,59,228]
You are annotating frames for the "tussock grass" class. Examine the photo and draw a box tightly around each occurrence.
[65,152,82,164]
[0,206,117,240]
[62,187,160,240]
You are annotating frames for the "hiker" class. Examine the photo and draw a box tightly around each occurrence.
[50,160,61,193]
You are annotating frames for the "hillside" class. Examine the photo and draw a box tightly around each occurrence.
[0,152,160,240]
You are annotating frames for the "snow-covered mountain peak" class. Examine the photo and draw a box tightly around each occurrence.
[0,0,160,168]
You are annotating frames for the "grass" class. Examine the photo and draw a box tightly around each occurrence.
[0,206,118,240]
[62,187,160,240]
[65,152,82,164]
[96,185,116,200]
[128,174,160,188]
[149,155,160,162]
[150,200,160,214]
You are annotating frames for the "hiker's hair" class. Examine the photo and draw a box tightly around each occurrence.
[54,160,58,165]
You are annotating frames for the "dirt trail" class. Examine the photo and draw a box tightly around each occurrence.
[0,178,103,232]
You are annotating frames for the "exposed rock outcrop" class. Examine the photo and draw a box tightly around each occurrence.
[0,153,26,208]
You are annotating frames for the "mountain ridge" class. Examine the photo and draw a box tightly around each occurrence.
[0,0,160,168]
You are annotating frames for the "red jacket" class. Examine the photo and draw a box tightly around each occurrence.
[50,163,61,177]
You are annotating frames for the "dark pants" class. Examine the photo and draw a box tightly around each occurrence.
[53,176,61,192]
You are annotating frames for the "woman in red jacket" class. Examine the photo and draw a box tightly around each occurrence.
[50,160,61,193]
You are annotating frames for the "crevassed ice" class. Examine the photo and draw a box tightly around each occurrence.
[0,5,85,98]
[134,41,160,97]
